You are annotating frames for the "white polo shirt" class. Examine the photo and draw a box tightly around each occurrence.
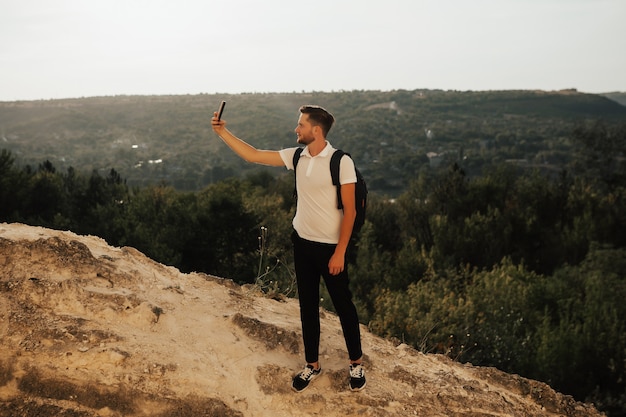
[279,142,357,244]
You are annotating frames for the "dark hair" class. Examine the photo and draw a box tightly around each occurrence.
[299,105,335,137]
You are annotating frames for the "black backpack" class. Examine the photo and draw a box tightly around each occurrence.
[293,148,368,236]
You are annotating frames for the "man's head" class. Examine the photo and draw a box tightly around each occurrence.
[299,105,335,137]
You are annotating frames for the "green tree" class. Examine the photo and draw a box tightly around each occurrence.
[534,246,626,410]
[0,150,24,221]
[24,161,65,225]
[179,180,259,283]
[570,121,626,187]
[123,185,186,266]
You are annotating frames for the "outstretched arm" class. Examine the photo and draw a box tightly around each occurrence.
[211,112,285,167]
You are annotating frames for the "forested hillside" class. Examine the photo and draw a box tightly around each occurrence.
[1,90,626,416]
[1,89,624,195]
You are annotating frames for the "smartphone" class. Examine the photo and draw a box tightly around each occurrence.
[217,101,226,121]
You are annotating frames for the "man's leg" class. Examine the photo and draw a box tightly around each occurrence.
[291,233,326,392]
[292,232,322,364]
[323,263,367,391]
[323,267,363,362]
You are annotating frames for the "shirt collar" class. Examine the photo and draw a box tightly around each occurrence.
[302,141,334,158]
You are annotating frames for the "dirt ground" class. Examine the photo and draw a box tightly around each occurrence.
[0,222,605,416]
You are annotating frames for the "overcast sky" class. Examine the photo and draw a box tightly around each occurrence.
[1,0,624,101]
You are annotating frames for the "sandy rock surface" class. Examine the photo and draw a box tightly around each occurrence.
[0,223,604,416]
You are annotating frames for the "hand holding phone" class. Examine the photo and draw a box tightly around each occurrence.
[217,101,226,121]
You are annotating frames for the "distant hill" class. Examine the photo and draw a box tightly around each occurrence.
[1,89,625,195]
[602,91,626,106]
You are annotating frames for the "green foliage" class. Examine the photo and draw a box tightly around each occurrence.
[570,120,626,187]
[535,246,626,402]
[242,175,297,297]
[368,259,540,367]
[123,185,191,267]
[0,154,262,284]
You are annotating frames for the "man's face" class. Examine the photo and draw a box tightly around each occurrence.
[295,113,315,145]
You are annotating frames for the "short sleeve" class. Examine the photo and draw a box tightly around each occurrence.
[279,147,299,170]
[339,155,357,185]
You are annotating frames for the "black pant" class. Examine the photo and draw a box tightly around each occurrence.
[292,231,363,363]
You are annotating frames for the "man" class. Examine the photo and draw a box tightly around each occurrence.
[211,105,366,392]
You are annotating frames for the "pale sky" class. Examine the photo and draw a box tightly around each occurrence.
[1,0,624,101]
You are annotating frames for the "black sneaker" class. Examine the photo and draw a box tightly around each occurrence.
[349,363,366,391]
[292,364,322,392]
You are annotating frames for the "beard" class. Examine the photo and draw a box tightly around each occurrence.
[297,133,314,145]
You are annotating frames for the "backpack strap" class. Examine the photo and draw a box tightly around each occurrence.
[330,149,347,210]
[293,147,304,169]
[292,147,305,201]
